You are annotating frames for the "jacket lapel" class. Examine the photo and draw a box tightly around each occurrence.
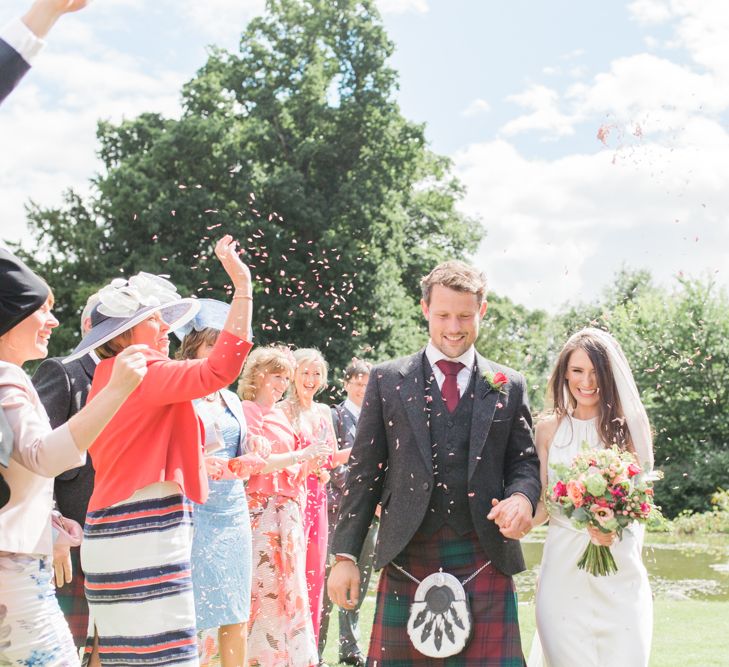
[220,389,246,455]
[397,350,433,474]
[467,354,500,481]
[79,354,97,382]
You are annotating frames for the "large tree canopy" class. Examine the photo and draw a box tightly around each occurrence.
[20,0,480,373]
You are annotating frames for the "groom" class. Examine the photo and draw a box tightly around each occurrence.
[328,260,541,665]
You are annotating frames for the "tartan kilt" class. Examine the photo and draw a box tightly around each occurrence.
[367,525,525,666]
[54,545,89,649]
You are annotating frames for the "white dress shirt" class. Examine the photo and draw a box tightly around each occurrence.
[425,341,475,397]
[1,18,45,65]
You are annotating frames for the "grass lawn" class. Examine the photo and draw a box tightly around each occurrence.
[321,581,729,665]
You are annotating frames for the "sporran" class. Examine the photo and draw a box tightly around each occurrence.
[393,559,490,658]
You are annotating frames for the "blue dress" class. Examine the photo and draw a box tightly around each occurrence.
[191,395,252,630]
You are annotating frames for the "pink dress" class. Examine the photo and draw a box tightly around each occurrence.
[296,410,336,646]
[242,401,318,667]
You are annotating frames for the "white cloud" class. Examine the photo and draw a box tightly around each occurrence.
[462,98,491,117]
[377,0,429,14]
[501,85,577,138]
[180,0,264,43]
[628,0,673,25]
[0,32,184,246]
[454,129,729,311]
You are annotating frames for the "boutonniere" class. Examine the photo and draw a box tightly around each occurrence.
[484,370,508,394]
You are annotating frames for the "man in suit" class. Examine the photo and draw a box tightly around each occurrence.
[32,290,99,649]
[1,0,87,105]
[319,359,374,667]
[328,261,541,665]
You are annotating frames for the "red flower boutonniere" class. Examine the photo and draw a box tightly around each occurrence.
[484,370,508,394]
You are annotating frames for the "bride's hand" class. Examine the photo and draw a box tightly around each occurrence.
[587,525,617,546]
[214,235,251,290]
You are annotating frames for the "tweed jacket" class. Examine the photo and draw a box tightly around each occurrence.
[328,401,358,511]
[32,354,96,527]
[331,349,541,576]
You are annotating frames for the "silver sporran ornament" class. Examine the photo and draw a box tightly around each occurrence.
[406,571,473,658]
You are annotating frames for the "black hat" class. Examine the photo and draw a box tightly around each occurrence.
[0,248,50,338]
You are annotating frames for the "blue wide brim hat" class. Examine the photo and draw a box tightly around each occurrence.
[173,298,230,341]
[64,272,200,363]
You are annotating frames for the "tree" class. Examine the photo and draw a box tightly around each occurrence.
[476,294,553,412]
[607,277,729,517]
[18,0,480,375]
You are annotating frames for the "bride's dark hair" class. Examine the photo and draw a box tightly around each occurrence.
[547,330,633,451]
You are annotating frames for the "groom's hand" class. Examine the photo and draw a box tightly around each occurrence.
[327,559,360,610]
[487,495,533,539]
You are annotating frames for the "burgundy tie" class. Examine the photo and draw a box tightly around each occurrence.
[435,360,465,413]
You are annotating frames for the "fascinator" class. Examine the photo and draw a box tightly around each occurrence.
[64,272,199,362]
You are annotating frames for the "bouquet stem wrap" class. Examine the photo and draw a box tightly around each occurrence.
[577,542,618,577]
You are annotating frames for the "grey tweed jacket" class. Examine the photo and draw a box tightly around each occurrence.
[331,348,541,576]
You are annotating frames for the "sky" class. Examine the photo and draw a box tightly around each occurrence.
[1,0,727,312]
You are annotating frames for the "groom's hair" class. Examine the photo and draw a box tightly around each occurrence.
[420,261,487,305]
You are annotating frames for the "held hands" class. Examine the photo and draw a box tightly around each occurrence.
[214,235,251,290]
[487,495,533,540]
[587,525,617,547]
[107,344,148,396]
[327,559,360,610]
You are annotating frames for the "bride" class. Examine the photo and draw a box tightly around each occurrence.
[528,328,653,667]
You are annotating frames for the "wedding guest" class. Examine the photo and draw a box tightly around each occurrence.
[529,328,654,667]
[32,290,101,649]
[1,0,88,105]
[319,359,373,667]
[280,349,345,651]
[0,248,146,663]
[239,346,329,667]
[75,236,253,666]
[174,299,266,667]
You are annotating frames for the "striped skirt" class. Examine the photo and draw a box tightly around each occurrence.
[81,482,198,666]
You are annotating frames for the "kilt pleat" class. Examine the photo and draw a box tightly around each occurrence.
[55,546,89,648]
[367,526,525,666]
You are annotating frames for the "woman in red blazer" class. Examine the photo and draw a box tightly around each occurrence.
[71,236,254,667]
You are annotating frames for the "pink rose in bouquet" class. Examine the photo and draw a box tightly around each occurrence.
[549,443,662,576]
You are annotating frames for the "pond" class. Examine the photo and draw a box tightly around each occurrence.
[514,531,729,602]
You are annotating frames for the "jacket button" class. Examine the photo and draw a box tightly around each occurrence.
[422,482,429,491]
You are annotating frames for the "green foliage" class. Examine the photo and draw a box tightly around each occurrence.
[670,489,729,535]
[476,294,553,412]
[17,0,479,376]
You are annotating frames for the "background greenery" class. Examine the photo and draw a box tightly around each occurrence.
[13,0,728,517]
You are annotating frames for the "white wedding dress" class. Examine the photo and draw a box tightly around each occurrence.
[530,416,653,667]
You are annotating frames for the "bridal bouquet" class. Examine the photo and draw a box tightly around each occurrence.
[549,444,662,576]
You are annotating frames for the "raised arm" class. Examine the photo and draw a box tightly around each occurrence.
[3,345,146,476]
[21,0,88,39]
